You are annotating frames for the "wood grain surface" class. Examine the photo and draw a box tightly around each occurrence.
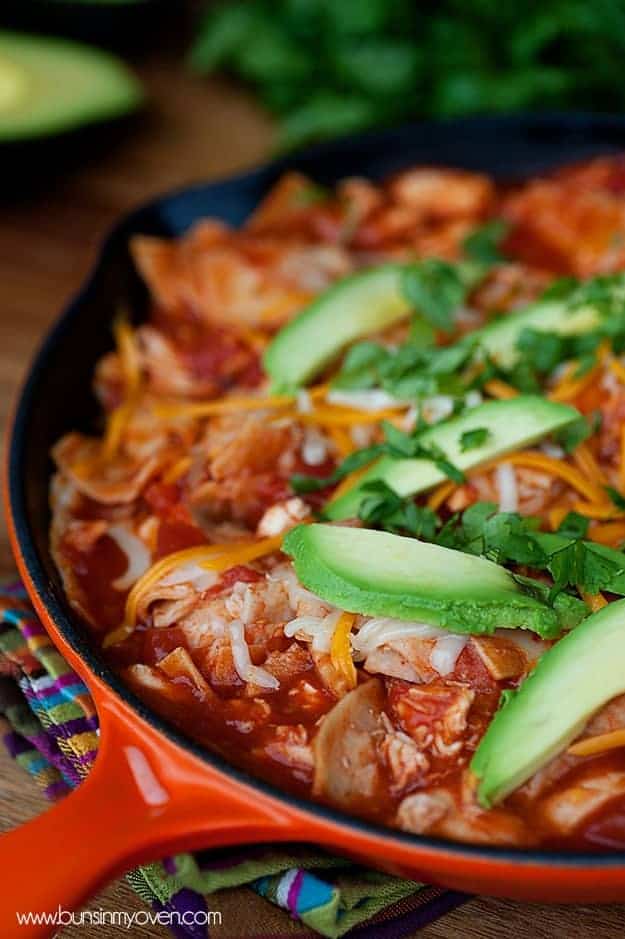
[1,42,625,939]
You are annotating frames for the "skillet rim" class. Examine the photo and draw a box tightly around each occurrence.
[9,111,625,869]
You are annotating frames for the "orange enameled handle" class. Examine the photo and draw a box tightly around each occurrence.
[0,688,302,939]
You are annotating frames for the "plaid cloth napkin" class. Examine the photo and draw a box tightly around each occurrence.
[0,581,467,938]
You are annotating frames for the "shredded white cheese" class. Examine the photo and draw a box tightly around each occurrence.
[326,389,408,411]
[302,427,328,465]
[109,525,151,591]
[228,619,279,690]
[495,462,518,513]
[284,610,342,653]
[429,635,468,675]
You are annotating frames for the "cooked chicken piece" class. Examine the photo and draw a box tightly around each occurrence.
[132,220,350,330]
[539,771,625,835]
[388,681,475,759]
[397,783,535,846]
[257,497,311,537]
[379,725,430,794]
[388,168,493,220]
[263,724,314,775]
[503,178,625,276]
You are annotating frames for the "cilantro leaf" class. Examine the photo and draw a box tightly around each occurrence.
[401,259,468,333]
[553,413,600,454]
[605,486,625,511]
[556,512,589,539]
[459,426,490,451]
[358,480,439,538]
[290,444,383,494]
[463,219,509,265]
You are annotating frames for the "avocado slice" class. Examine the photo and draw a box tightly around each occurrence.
[263,264,412,392]
[468,296,603,369]
[0,31,142,141]
[325,396,578,520]
[282,523,585,638]
[472,597,625,806]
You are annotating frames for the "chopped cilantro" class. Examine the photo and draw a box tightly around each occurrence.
[290,444,383,494]
[553,413,601,454]
[463,219,509,265]
[401,259,467,333]
[358,480,439,538]
[459,426,490,451]
[556,512,589,539]
[605,486,625,511]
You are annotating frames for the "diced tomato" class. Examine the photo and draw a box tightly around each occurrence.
[63,535,127,631]
[144,481,181,514]
[157,518,207,557]
[452,642,499,693]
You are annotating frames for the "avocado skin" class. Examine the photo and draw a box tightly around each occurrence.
[471,597,625,807]
[0,31,143,143]
[282,524,584,639]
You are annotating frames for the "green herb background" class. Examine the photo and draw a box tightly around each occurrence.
[189,0,625,149]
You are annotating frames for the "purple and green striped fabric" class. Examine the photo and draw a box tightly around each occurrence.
[0,581,466,938]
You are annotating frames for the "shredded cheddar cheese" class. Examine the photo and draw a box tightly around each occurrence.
[501,451,608,505]
[100,312,143,463]
[549,358,604,404]
[154,394,295,420]
[427,480,456,511]
[572,500,624,520]
[609,356,625,387]
[162,456,192,485]
[331,462,376,502]
[104,535,284,646]
[483,379,519,400]
[548,505,572,531]
[328,425,355,458]
[568,729,625,758]
[330,611,357,690]
[297,405,403,427]
[579,590,608,612]
[588,520,625,547]
[572,442,607,485]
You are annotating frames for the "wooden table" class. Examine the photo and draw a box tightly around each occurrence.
[1,47,625,939]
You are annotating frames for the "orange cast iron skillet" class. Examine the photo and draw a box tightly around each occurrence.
[6,115,625,937]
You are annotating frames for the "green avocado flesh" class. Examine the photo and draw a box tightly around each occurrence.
[282,524,582,638]
[469,297,602,369]
[263,264,411,392]
[472,598,625,806]
[325,395,578,520]
[0,32,143,141]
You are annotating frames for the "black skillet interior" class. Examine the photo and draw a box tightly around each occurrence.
[11,112,625,865]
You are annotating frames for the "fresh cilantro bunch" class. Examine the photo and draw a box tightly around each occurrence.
[189,1,625,149]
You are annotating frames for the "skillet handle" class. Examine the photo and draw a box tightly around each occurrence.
[0,693,301,938]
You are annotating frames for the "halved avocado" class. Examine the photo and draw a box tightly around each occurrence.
[472,598,625,806]
[263,264,411,392]
[0,31,143,141]
[282,524,585,638]
[325,395,578,520]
